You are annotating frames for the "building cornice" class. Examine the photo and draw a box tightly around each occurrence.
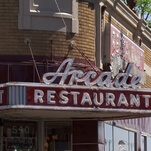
[104,0,138,27]
[102,0,151,41]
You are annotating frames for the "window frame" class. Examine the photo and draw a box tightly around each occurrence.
[18,0,79,33]
[44,121,72,151]
[104,123,136,151]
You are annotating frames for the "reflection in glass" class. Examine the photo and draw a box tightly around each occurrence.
[147,136,151,151]
[129,132,135,151]
[114,127,128,151]
[3,121,37,151]
[118,140,126,151]
[45,122,71,151]
[141,136,145,151]
[105,123,135,151]
[105,124,113,151]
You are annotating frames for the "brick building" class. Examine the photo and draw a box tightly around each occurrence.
[0,0,151,151]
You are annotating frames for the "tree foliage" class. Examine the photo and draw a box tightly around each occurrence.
[136,0,151,21]
[136,0,151,28]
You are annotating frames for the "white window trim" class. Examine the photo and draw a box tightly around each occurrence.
[18,0,79,33]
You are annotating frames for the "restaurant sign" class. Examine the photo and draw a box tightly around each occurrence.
[26,58,151,110]
[1,58,150,112]
[27,86,151,110]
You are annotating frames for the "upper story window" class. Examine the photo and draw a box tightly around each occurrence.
[31,0,72,13]
[18,0,79,33]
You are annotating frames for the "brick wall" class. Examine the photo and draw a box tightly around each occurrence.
[104,13,133,40]
[0,0,95,62]
[143,44,151,67]
[141,44,151,88]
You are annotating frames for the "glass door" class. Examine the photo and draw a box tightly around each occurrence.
[44,121,71,151]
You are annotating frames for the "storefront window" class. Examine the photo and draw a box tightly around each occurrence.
[128,132,135,151]
[141,135,151,151]
[105,124,113,151]
[147,136,151,151]
[141,135,145,151]
[114,127,128,151]
[45,121,71,151]
[105,123,135,151]
[3,121,37,151]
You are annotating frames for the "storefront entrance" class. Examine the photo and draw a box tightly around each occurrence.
[44,121,71,151]
[0,120,98,151]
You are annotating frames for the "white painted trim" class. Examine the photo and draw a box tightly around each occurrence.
[104,0,139,29]
[1,105,151,114]
[95,2,104,69]
[18,0,79,33]
[103,0,151,43]
[30,11,73,18]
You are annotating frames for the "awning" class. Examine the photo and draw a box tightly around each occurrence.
[0,82,151,120]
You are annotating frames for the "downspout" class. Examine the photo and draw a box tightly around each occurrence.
[95,1,106,69]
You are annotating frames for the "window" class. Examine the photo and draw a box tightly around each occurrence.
[114,127,135,151]
[3,121,37,151]
[129,132,135,151]
[141,135,145,151]
[105,124,113,151]
[45,121,71,151]
[18,0,79,33]
[141,135,151,151]
[105,123,136,151]
[147,136,151,151]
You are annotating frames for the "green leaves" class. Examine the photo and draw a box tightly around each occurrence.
[147,20,151,28]
[136,0,151,21]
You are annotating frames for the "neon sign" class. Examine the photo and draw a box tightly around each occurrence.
[43,58,141,89]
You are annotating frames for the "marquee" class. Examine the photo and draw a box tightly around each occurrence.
[0,58,151,119]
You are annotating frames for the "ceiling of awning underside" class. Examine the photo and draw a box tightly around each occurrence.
[0,107,151,120]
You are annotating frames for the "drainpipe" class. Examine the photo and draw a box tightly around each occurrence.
[95,1,106,69]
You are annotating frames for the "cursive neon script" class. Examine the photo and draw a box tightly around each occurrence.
[43,58,141,89]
